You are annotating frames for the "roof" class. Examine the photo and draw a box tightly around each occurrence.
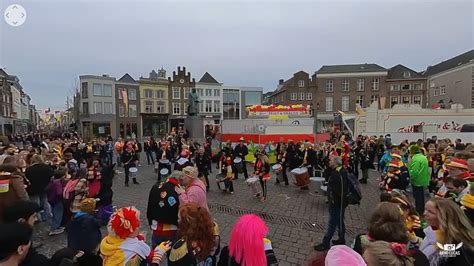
[117,73,136,83]
[423,50,474,76]
[316,63,386,74]
[387,64,425,80]
[198,72,220,84]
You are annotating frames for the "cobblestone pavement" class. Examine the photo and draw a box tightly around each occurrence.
[35,161,383,265]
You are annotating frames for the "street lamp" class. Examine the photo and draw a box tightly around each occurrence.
[311,103,319,135]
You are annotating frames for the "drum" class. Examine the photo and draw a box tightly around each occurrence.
[272,164,282,173]
[246,176,262,196]
[290,167,310,187]
[272,164,283,183]
[215,173,227,191]
[129,167,138,179]
[233,157,243,173]
[160,168,170,178]
[159,159,170,166]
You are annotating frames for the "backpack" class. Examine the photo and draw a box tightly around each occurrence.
[346,172,362,205]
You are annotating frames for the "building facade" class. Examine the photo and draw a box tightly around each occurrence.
[78,74,116,139]
[196,72,223,127]
[222,86,263,120]
[267,71,315,106]
[424,50,474,109]
[314,64,388,132]
[139,68,169,138]
[168,66,195,129]
[386,64,428,108]
[115,73,141,139]
[0,69,14,135]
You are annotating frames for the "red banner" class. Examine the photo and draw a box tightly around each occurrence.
[220,133,330,144]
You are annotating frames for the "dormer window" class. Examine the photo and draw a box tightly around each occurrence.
[403,71,411,78]
[298,80,305,87]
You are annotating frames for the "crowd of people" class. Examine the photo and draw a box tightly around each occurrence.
[0,130,473,265]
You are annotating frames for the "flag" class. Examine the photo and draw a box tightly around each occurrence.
[121,89,129,116]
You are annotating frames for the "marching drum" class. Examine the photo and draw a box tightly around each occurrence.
[215,173,227,191]
[246,176,262,196]
[290,167,310,187]
[233,157,244,173]
[272,164,283,183]
[158,159,171,180]
[129,167,138,179]
[160,168,170,178]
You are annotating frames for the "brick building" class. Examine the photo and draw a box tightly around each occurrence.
[168,66,196,130]
[386,64,427,108]
[268,71,315,106]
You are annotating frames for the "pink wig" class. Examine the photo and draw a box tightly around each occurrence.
[229,214,268,266]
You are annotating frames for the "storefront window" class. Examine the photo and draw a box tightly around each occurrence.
[92,123,111,137]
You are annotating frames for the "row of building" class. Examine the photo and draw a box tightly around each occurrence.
[264,50,474,132]
[0,69,41,136]
[74,66,263,139]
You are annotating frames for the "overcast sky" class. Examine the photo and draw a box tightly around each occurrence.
[0,0,472,111]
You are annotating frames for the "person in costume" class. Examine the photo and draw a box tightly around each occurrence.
[420,198,474,266]
[167,203,219,266]
[122,142,139,186]
[67,198,102,253]
[218,148,234,193]
[254,151,271,202]
[381,159,409,192]
[195,147,211,191]
[86,158,102,198]
[218,214,277,266]
[147,174,181,248]
[175,166,209,212]
[101,206,171,266]
[174,150,193,172]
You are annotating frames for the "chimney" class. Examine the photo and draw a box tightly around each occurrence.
[183,67,186,72]
[178,67,181,72]
[279,79,284,85]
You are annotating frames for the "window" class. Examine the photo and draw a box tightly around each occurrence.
[299,92,305,100]
[371,95,379,104]
[402,84,411,90]
[197,88,204,97]
[413,83,422,90]
[214,89,220,97]
[156,90,165,99]
[244,91,262,106]
[104,102,113,114]
[403,71,411,78]
[81,82,88,98]
[306,93,312,100]
[325,80,333,92]
[129,104,137,117]
[390,96,399,107]
[183,103,188,115]
[172,87,180,99]
[298,80,305,87]
[342,80,350,92]
[119,104,125,117]
[413,95,422,105]
[357,79,365,91]
[205,89,212,97]
[145,101,153,113]
[325,96,333,112]
[205,100,212,113]
[128,89,136,100]
[172,102,181,115]
[440,86,446,95]
[214,100,221,113]
[82,102,89,114]
[199,102,204,113]
[291,93,297,101]
[103,84,112,96]
[433,88,440,96]
[391,84,400,91]
[144,89,153,98]
[402,96,410,104]
[371,78,379,91]
[341,96,350,111]
[356,95,364,107]
[183,87,189,99]
[93,102,103,114]
[93,83,102,96]
[157,101,165,113]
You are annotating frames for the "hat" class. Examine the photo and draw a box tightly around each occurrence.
[180,150,190,158]
[389,159,401,168]
[391,153,402,160]
[445,158,469,170]
[80,198,97,214]
[325,245,366,266]
[108,207,140,239]
[239,137,245,141]
[391,144,399,148]
[409,145,420,155]
[182,166,198,179]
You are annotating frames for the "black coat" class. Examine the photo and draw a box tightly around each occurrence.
[25,163,55,196]
[67,213,102,253]
[147,181,180,226]
[233,144,248,159]
[121,150,138,166]
[327,167,349,208]
[195,153,211,175]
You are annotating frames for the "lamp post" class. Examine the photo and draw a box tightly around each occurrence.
[312,103,319,135]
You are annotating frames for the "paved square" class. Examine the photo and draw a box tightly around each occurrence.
[36,162,382,265]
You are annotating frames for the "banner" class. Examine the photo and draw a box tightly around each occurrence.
[247,104,310,117]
